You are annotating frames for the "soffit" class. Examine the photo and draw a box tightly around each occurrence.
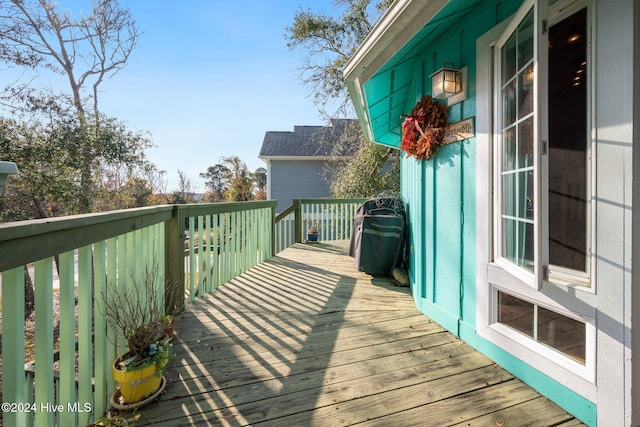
[347,0,482,148]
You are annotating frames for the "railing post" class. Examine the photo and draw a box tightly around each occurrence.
[165,205,185,314]
[271,204,276,256]
[293,199,302,243]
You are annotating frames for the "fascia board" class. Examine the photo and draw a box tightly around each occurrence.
[257,156,345,161]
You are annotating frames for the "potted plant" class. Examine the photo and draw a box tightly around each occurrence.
[104,262,173,409]
[160,314,176,340]
[86,413,141,427]
[306,220,319,242]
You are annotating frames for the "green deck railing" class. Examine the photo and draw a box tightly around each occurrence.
[274,198,366,253]
[0,200,276,427]
[0,197,362,426]
[182,203,274,301]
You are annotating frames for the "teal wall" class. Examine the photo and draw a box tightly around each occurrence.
[400,0,517,340]
[397,1,596,425]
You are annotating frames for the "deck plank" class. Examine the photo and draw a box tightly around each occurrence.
[132,241,584,426]
[447,396,579,427]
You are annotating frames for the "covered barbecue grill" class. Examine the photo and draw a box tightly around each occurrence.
[348,194,406,275]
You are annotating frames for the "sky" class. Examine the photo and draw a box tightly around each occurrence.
[49,0,344,193]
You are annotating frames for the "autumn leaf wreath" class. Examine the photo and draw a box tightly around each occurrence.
[400,95,449,160]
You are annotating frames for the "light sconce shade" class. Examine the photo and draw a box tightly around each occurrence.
[430,63,461,99]
[0,161,18,196]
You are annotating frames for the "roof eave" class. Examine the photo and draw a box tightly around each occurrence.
[258,155,344,161]
[344,0,449,144]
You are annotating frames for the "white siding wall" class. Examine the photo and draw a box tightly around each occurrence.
[594,0,635,425]
[269,160,333,213]
[633,2,640,425]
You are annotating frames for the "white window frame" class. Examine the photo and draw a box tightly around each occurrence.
[475,0,597,402]
[544,0,596,291]
[491,0,546,292]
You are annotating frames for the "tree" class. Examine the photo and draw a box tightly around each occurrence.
[285,0,394,116]
[221,156,254,202]
[0,111,153,220]
[285,0,399,197]
[252,167,267,200]
[330,131,399,198]
[0,116,76,220]
[200,157,258,203]
[0,0,141,213]
[0,0,145,323]
[93,176,151,210]
[253,167,267,192]
[174,170,196,204]
[200,163,230,202]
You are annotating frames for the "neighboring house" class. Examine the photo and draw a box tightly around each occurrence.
[345,1,638,426]
[259,119,356,213]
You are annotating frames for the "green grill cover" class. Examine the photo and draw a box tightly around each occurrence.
[349,196,406,275]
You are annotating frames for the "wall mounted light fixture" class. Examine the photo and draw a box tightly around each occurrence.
[0,161,18,196]
[430,63,460,99]
[430,62,468,106]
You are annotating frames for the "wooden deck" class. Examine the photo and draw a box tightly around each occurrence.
[133,241,584,426]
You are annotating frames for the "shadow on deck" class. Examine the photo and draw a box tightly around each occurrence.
[133,241,584,426]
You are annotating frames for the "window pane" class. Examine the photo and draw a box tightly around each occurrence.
[499,6,535,274]
[503,127,517,171]
[517,10,534,70]
[524,170,534,220]
[548,8,588,273]
[502,170,533,219]
[502,218,534,270]
[518,117,534,168]
[518,63,534,118]
[502,173,516,217]
[502,33,517,85]
[503,217,516,263]
[538,307,586,364]
[497,292,586,365]
[498,291,534,337]
[522,221,534,270]
[502,79,517,126]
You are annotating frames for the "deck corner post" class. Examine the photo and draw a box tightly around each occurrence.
[165,205,185,314]
[293,199,302,243]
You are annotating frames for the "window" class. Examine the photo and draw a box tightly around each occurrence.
[498,291,586,364]
[480,0,595,380]
[494,1,590,288]
[498,8,536,274]
[547,8,588,275]
[476,0,596,396]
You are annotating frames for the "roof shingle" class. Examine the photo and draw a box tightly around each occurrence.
[259,119,358,158]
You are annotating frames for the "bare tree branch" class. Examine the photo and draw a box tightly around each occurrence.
[0,0,141,212]
[284,0,394,117]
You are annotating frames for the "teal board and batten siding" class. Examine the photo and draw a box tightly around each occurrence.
[269,160,333,213]
[390,0,596,424]
[396,0,516,339]
[400,126,476,337]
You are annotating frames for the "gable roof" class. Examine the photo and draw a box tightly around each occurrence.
[259,119,358,159]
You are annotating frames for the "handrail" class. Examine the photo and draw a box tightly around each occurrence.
[274,203,296,223]
[0,205,175,272]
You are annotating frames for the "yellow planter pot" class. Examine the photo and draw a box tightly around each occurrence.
[112,354,167,404]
